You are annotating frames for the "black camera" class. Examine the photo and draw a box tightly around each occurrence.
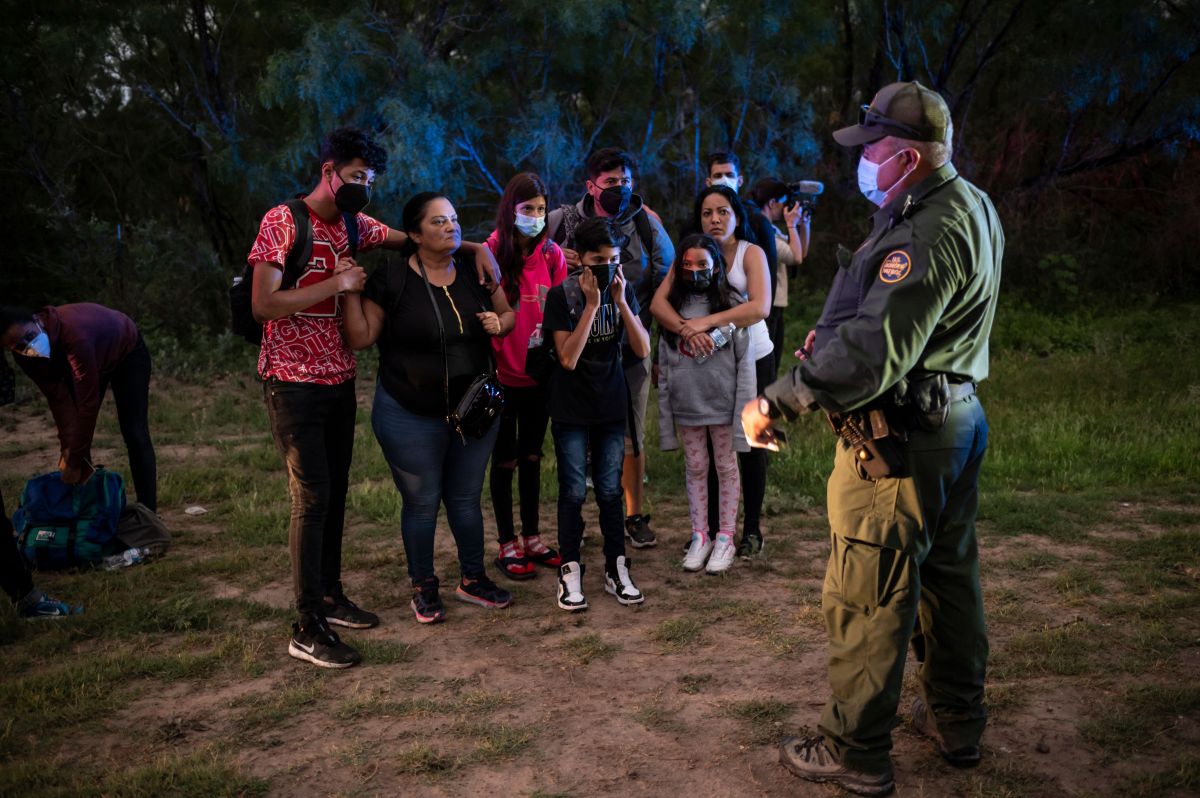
[784,180,824,216]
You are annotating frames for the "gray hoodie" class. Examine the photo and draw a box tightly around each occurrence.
[657,293,758,453]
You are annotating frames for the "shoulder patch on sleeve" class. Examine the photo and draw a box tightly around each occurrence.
[879,250,912,284]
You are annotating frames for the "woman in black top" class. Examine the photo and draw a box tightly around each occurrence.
[343,192,515,624]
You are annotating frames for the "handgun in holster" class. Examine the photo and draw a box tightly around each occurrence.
[826,406,907,481]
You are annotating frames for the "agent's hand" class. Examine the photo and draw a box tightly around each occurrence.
[334,263,367,293]
[561,247,580,268]
[610,265,628,305]
[741,398,781,451]
[579,267,601,307]
[796,329,816,361]
[477,311,502,336]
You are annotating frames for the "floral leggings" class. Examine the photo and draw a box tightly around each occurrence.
[679,425,740,538]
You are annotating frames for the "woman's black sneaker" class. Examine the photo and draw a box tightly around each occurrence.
[411,577,446,624]
[624,514,657,548]
[288,614,361,669]
[455,573,513,609]
[322,592,380,629]
[737,532,764,559]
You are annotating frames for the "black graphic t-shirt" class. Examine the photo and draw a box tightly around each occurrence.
[542,280,639,425]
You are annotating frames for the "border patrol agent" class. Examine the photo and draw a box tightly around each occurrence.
[741,82,1004,796]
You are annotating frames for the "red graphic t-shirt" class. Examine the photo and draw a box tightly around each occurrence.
[247,204,390,384]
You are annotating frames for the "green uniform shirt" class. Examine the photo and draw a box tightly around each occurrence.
[766,163,1004,416]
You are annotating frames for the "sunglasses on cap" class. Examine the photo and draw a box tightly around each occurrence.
[858,105,931,140]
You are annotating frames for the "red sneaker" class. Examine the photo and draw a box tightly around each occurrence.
[522,535,562,568]
[495,540,536,581]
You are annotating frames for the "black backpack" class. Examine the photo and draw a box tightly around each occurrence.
[229,198,359,346]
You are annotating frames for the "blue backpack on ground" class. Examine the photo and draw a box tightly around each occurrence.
[12,468,127,569]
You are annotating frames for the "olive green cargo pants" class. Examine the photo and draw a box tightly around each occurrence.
[818,395,990,772]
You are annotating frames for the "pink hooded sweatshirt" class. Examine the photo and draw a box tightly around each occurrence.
[485,229,567,388]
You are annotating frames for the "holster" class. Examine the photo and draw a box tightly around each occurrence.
[826,407,907,481]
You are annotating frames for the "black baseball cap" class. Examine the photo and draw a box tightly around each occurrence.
[833,81,951,147]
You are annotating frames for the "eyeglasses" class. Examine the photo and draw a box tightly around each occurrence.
[858,105,928,140]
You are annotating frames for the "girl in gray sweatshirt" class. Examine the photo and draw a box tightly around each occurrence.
[654,235,757,574]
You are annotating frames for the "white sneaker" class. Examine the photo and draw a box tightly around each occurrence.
[682,533,715,572]
[557,562,587,611]
[604,556,644,605]
[705,535,737,574]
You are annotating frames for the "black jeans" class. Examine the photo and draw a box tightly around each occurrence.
[265,378,356,616]
[0,487,34,603]
[708,354,773,539]
[100,335,157,511]
[767,305,787,378]
[490,384,549,544]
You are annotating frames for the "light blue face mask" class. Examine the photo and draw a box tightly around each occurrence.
[857,148,914,207]
[20,330,51,358]
[514,212,545,237]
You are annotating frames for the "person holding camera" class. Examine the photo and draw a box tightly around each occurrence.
[748,178,813,377]
[742,82,1003,795]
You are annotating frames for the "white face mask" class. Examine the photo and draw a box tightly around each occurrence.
[19,330,51,358]
[514,212,545,237]
[857,148,915,207]
[710,176,739,192]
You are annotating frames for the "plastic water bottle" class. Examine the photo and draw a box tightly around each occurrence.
[693,324,737,365]
[103,547,148,570]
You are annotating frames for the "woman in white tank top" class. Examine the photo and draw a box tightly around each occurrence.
[651,184,775,561]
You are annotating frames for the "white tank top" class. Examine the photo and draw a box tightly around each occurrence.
[726,239,774,361]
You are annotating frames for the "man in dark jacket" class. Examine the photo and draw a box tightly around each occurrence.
[2,304,156,510]
[546,148,674,549]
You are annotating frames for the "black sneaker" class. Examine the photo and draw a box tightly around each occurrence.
[779,736,895,796]
[737,531,764,559]
[411,577,446,624]
[323,592,380,629]
[288,614,361,669]
[624,514,657,548]
[911,697,982,768]
[456,573,513,609]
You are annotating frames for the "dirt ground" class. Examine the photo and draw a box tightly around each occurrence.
[2,379,1197,798]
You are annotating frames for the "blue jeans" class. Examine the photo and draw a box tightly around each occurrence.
[371,383,499,584]
[552,420,626,565]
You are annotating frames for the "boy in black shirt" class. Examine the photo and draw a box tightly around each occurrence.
[543,218,651,610]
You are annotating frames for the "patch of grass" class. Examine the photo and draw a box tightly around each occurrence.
[965,756,1060,797]
[395,742,458,776]
[562,632,618,664]
[235,671,325,730]
[999,551,1061,572]
[459,723,535,762]
[0,745,268,798]
[1053,565,1103,602]
[1118,754,1200,797]
[990,620,1106,679]
[722,699,793,745]
[354,638,418,665]
[633,692,683,732]
[677,673,709,695]
[650,616,704,652]
[1079,684,1200,756]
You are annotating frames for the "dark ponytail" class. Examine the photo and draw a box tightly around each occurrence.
[398,192,449,257]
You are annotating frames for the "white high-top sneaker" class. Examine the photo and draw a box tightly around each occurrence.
[682,533,715,572]
[706,534,737,574]
[557,562,587,611]
[604,556,644,605]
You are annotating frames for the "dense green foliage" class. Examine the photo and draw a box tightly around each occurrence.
[2,0,1198,337]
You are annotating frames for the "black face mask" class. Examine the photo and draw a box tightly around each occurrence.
[331,174,372,214]
[588,264,617,292]
[597,185,632,216]
[685,268,713,292]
